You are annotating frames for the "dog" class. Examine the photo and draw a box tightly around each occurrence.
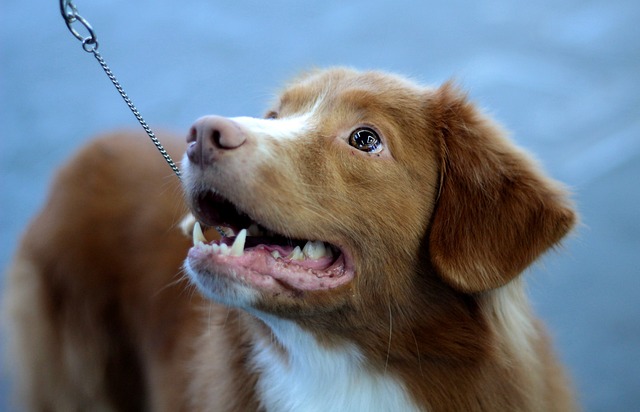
[4,68,578,411]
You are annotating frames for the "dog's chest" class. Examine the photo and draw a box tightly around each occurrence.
[249,316,422,412]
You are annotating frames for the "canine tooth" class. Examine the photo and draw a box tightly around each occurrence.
[193,221,207,245]
[180,214,196,237]
[303,240,328,259]
[288,246,304,261]
[231,229,247,256]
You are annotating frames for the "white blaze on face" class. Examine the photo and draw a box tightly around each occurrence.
[231,113,314,142]
[227,114,313,163]
[230,94,325,158]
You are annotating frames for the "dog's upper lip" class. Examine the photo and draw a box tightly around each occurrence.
[191,189,339,256]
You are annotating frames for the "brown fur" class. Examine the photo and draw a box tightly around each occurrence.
[4,68,578,411]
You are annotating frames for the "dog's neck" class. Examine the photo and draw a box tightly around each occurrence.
[247,312,422,412]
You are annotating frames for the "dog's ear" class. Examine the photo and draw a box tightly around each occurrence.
[428,83,576,293]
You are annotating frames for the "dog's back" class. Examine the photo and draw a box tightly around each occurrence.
[3,132,204,410]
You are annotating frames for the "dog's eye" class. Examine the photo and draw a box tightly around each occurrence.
[265,111,278,120]
[349,128,382,153]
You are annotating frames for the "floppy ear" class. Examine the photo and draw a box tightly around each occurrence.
[428,84,576,293]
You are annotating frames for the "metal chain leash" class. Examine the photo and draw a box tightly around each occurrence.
[59,0,182,180]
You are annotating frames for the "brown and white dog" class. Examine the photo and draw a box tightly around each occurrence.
[4,68,578,411]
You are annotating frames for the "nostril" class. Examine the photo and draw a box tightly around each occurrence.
[186,140,200,165]
[210,120,246,150]
[186,116,247,168]
[211,129,222,149]
[187,126,197,143]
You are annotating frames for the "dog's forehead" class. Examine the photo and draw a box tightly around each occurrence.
[278,68,426,114]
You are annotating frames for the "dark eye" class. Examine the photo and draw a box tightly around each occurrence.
[349,128,382,153]
[265,111,278,119]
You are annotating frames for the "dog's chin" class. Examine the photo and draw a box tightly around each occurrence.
[184,260,260,308]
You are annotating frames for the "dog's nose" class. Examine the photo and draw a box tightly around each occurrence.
[186,115,247,165]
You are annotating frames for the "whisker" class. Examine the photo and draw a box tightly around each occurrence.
[411,329,424,378]
[384,296,393,375]
[152,270,191,298]
[222,307,232,329]
[284,202,353,235]
[207,301,215,334]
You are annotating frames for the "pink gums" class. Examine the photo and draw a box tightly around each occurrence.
[187,243,354,292]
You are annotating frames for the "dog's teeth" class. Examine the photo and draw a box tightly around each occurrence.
[247,224,263,237]
[219,243,230,256]
[288,246,304,261]
[180,214,197,238]
[271,250,282,259]
[231,229,247,256]
[193,221,207,246]
[302,240,329,259]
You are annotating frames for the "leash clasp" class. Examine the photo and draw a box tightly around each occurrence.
[60,0,99,52]
[58,0,182,180]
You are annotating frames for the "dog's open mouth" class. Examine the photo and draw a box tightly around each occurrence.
[186,191,354,292]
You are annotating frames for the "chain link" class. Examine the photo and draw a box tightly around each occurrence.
[91,52,182,178]
[59,0,182,180]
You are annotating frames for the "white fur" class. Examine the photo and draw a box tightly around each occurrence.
[249,312,423,412]
[232,114,314,142]
[231,94,324,156]
[488,279,537,366]
[229,114,314,161]
[184,260,259,308]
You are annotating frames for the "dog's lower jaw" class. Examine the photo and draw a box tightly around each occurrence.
[184,260,260,308]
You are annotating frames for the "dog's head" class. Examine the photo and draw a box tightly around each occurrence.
[181,67,575,332]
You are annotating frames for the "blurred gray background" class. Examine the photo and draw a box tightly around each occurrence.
[1,0,639,410]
